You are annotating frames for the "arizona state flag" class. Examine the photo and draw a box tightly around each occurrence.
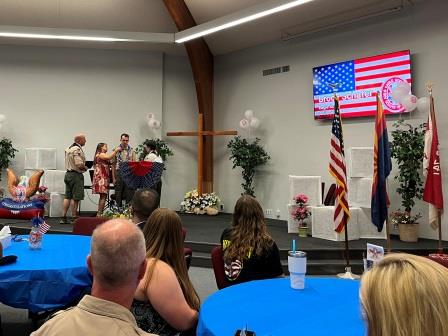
[423,94,444,229]
[371,94,392,232]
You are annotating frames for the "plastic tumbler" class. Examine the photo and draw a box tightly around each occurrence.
[288,251,307,289]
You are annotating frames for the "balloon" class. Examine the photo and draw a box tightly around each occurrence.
[395,81,411,94]
[249,117,260,129]
[239,119,249,129]
[153,120,161,129]
[417,97,430,113]
[146,113,154,120]
[0,114,6,123]
[147,119,157,128]
[401,94,418,112]
[244,110,254,120]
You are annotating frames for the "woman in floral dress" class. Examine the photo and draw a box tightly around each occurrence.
[92,143,121,216]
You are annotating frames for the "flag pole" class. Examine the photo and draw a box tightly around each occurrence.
[385,178,392,253]
[330,92,358,280]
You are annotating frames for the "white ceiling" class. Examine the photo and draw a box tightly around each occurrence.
[0,0,410,55]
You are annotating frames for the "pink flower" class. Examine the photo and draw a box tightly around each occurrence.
[293,193,309,205]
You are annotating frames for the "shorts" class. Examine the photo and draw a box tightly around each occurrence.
[64,171,85,201]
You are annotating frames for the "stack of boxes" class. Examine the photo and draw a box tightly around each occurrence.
[24,148,66,217]
[288,147,386,241]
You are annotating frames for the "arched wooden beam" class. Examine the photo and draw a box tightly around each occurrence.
[163,0,215,193]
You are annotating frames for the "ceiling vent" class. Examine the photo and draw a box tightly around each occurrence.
[281,0,412,41]
[263,65,290,76]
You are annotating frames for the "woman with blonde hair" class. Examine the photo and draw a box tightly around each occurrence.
[220,195,283,286]
[131,208,199,336]
[360,253,448,336]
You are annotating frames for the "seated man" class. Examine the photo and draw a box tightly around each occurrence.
[131,188,159,230]
[32,219,156,336]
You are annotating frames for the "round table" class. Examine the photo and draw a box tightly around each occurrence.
[0,234,92,312]
[198,278,365,336]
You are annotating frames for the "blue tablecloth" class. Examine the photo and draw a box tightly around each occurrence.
[197,278,365,336]
[0,234,92,312]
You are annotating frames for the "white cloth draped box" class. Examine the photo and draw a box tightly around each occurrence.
[44,170,67,194]
[24,148,57,170]
[287,175,322,233]
[49,192,65,218]
[311,206,360,241]
[349,147,373,178]
[348,177,373,208]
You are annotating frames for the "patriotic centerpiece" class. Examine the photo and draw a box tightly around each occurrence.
[29,216,51,249]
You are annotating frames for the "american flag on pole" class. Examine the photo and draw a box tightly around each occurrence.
[38,221,51,235]
[314,50,412,119]
[329,96,350,233]
[423,93,444,229]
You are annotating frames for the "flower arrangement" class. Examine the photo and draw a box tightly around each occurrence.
[390,210,422,229]
[180,189,220,215]
[102,205,132,219]
[291,193,312,227]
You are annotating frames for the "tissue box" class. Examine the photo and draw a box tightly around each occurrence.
[0,235,11,249]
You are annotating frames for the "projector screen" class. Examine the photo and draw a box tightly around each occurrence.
[313,50,411,119]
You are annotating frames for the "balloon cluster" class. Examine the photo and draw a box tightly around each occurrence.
[146,113,161,129]
[0,114,6,130]
[391,82,431,114]
[239,110,260,130]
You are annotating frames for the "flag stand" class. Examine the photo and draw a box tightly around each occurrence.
[337,224,360,279]
[437,212,443,254]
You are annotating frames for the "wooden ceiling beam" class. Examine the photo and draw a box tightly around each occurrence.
[163,0,215,193]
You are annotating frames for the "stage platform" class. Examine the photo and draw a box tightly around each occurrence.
[2,213,447,275]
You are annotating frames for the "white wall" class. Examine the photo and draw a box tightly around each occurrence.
[0,45,163,211]
[213,0,448,240]
[160,54,198,209]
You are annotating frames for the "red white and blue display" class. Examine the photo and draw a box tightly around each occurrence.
[313,50,412,119]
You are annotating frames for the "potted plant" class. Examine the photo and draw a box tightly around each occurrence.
[390,119,425,242]
[0,137,18,181]
[227,136,270,197]
[390,210,422,242]
[291,194,312,237]
[137,138,173,164]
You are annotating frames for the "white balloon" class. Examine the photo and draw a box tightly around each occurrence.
[147,113,154,120]
[244,109,254,120]
[153,120,161,129]
[417,97,430,113]
[147,119,157,128]
[391,89,408,104]
[396,81,411,93]
[239,119,249,129]
[401,94,418,112]
[0,114,6,123]
[249,117,260,129]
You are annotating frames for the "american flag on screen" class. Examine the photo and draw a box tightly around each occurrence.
[329,97,350,233]
[314,50,411,119]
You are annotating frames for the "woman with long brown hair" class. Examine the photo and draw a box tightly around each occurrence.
[132,208,199,336]
[92,143,121,216]
[221,195,283,286]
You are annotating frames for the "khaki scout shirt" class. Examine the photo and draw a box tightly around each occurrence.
[31,295,156,336]
[65,144,86,173]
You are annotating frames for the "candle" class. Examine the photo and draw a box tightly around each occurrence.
[292,239,296,253]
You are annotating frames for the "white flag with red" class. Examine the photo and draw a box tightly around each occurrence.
[423,95,444,229]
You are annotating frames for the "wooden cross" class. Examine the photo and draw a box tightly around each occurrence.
[167,114,237,195]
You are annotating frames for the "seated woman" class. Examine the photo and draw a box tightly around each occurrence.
[360,253,448,336]
[132,208,200,336]
[92,143,121,216]
[220,195,283,286]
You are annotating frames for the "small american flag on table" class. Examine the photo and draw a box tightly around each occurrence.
[38,221,51,235]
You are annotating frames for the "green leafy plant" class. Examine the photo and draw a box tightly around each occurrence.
[227,136,270,197]
[390,119,425,214]
[0,138,18,181]
[136,138,174,163]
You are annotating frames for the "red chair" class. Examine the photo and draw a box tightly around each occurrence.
[324,183,337,206]
[211,246,229,290]
[72,217,108,236]
[427,254,448,269]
